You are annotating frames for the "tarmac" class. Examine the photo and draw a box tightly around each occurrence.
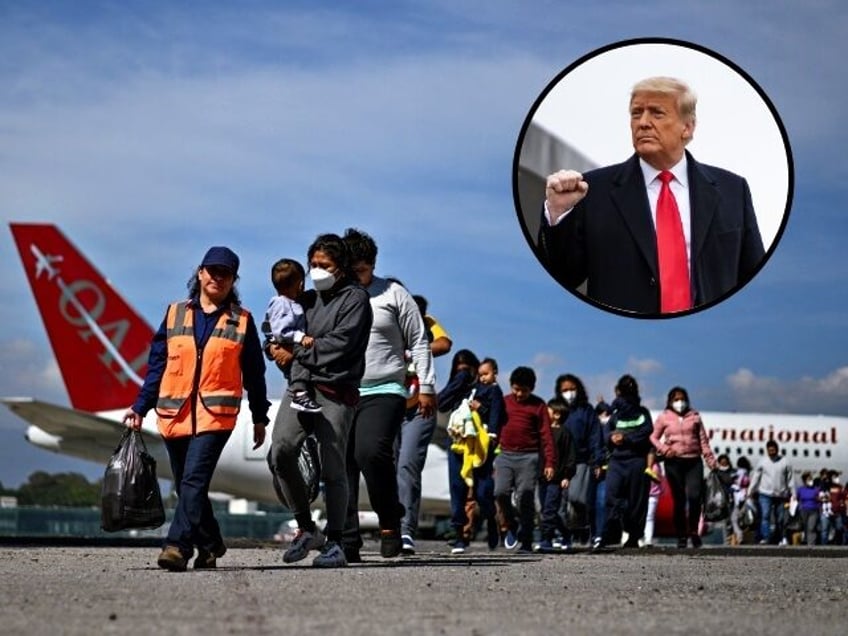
[1,539,847,635]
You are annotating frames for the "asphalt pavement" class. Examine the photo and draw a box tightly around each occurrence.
[1,540,846,635]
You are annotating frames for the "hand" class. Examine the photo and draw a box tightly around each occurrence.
[123,409,142,431]
[252,423,267,450]
[470,399,481,412]
[268,343,294,367]
[300,335,314,348]
[417,393,436,419]
[561,478,570,489]
[610,432,624,445]
[545,169,589,221]
[543,466,555,481]
[593,466,602,479]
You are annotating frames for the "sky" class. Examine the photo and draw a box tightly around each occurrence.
[1,1,847,488]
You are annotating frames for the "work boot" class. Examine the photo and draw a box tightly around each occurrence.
[194,543,227,569]
[157,545,188,572]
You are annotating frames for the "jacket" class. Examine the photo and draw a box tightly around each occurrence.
[651,408,717,469]
[538,152,765,313]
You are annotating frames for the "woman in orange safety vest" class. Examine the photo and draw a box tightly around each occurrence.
[124,246,270,572]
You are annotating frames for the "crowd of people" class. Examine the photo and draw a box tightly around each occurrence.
[123,230,847,571]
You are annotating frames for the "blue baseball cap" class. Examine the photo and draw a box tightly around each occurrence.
[200,246,239,275]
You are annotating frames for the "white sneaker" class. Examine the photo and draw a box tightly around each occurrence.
[401,534,416,556]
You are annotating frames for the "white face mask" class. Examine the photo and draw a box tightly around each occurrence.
[806,480,814,487]
[561,390,577,404]
[309,267,337,291]
[599,415,610,426]
[672,399,687,414]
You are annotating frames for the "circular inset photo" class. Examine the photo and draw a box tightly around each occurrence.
[513,38,793,318]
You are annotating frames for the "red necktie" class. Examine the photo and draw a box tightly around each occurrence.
[656,170,691,313]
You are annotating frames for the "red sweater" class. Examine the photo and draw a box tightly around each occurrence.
[500,394,556,469]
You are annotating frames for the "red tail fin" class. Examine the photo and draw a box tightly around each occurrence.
[9,223,154,412]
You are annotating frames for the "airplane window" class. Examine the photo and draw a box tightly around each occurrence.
[758,449,764,455]
[826,450,831,458]
[814,450,820,457]
[804,449,809,457]
[737,448,742,455]
[791,449,797,456]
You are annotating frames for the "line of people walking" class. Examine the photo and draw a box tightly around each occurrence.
[122,233,842,571]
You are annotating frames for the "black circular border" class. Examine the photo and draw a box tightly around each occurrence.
[511,36,795,319]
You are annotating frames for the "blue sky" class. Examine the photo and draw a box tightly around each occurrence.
[1,1,846,488]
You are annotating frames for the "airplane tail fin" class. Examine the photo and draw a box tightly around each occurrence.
[9,223,154,413]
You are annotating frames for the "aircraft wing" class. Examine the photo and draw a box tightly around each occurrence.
[1,397,166,466]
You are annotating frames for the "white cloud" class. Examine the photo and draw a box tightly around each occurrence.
[726,366,848,414]
[626,357,663,376]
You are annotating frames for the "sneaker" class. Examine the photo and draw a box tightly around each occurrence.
[504,530,519,550]
[779,538,788,546]
[401,534,416,556]
[194,543,227,569]
[677,538,688,549]
[691,534,703,549]
[451,539,467,555]
[535,539,553,552]
[380,529,402,558]
[283,527,326,563]
[591,537,605,552]
[290,391,322,413]
[343,546,362,564]
[644,467,661,483]
[560,541,573,553]
[623,537,640,549]
[157,545,188,572]
[312,541,347,568]
[551,538,563,550]
[518,543,534,554]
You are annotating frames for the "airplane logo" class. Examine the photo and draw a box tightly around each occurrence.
[31,244,63,281]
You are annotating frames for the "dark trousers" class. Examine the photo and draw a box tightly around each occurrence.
[448,448,496,536]
[538,479,565,541]
[164,431,231,556]
[604,456,649,543]
[343,393,407,550]
[664,456,705,540]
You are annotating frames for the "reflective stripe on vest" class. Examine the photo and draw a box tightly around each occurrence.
[155,301,248,438]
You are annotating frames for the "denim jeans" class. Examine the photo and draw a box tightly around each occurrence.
[164,431,232,556]
[757,494,786,543]
[538,479,565,541]
[448,447,497,537]
[594,476,607,541]
[397,408,437,538]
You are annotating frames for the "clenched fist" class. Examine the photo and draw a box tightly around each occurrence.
[545,169,589,222]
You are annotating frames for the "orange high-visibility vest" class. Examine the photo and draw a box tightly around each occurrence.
[155,301,248,438]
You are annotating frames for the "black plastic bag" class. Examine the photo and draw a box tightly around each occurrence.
[101,429,166,532]
[299,434,322,504]
[703,470,730,522]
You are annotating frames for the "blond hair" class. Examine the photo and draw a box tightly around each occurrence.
[631,76,697,124]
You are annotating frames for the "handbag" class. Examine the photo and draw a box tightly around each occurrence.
[101,429,166,532]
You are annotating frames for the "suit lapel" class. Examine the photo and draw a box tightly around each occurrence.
[687,152,720,262]
[610,155,658,278]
